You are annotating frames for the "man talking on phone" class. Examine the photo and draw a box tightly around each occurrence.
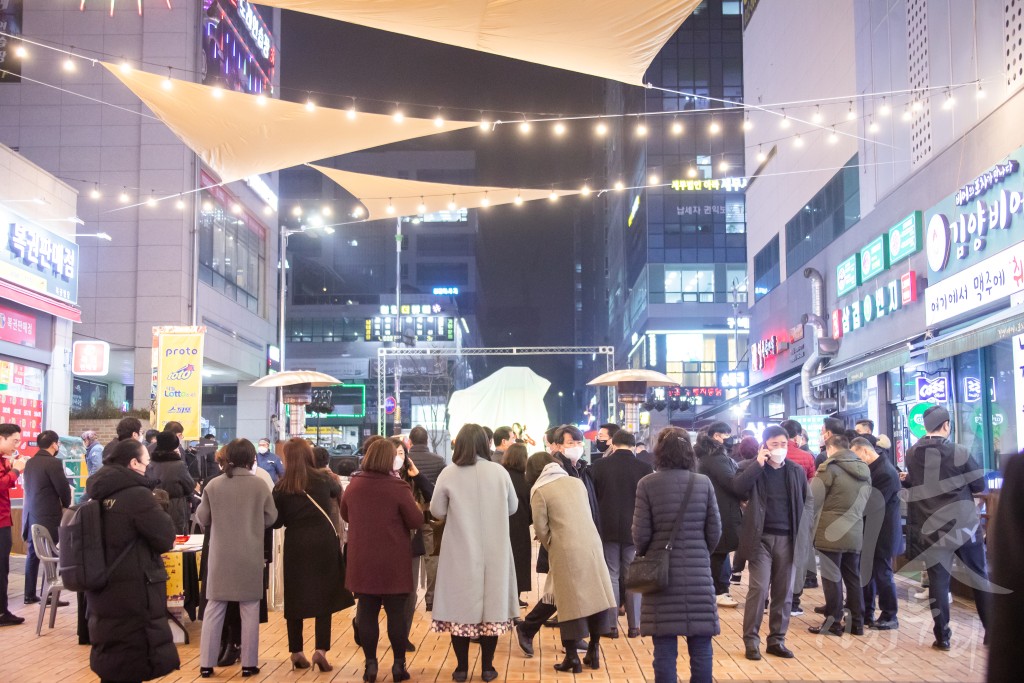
[732,425,813,661]
[0,423,27,626]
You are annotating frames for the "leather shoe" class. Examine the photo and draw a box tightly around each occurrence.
[606,626,619,639]
[514,623,534,658]
[745,646,761,661]
[813,605,826,614]
[765,643,795,658]
[23,596,40,605]
[0,611,26,626]
[49,597,69,607]
[217,642,241,667]
[932,639,951,651]
[870,619,899,630]
[808,622,844,636]
[850,625,865,636]
[627,628,641,638]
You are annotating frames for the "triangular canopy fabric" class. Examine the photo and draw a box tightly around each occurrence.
[257,0,701,86]
[102,63,477,184]
[447,366,551,443]
[310,164,578,219]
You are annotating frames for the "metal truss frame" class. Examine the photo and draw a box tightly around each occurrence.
[376,346,616,435]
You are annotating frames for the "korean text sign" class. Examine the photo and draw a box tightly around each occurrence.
[0,207,79,304]
[156,328,205,439]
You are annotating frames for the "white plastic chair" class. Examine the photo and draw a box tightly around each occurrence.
[30,524,64,635]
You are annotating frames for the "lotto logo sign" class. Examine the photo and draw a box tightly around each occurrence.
[915,374,949,402]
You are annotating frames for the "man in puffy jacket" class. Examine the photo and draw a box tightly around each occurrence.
[808,434,871,637]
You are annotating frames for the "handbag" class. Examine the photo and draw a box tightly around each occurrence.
[625,473,697,595]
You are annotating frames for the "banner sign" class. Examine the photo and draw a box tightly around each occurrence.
[0,304,35,346]
[925,239,1024,325]
[0,206,80,305]
[155,326,205,439]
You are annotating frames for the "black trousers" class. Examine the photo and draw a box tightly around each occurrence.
[287,614,331,652]
[926,537,990,642]
[819,550,864,628]
[862,554,898,622]
[520,600,557,638]
[0,526,11,614]
[356,594,409,662]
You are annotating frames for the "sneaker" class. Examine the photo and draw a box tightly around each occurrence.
[716,594,738,607]
[730,573,742,585]
[912,589,929,600]
[790,607,805,617]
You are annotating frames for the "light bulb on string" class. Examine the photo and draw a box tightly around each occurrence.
[595,121,608,137]
[118,188,130,204]
[119,60,132,74]
[480,193,491,207]
[262,205,273,216]
[256,94,266,106]
[718,157,730,172]
[321,206,332,217]
[709,119,720,135]
[385,200,396,214]
[902,106,912,122]
[911,97,922,112]
[794,134,804,148]
[828,127,839,144]
[812,105,823,124]
[63,57,76,72]
[548,190,559,201]
[162,69,173,91]
[417,198,427,214]
[448,195,457,211]
[649,173,660,185]
[352,206,364,218]
[89,185,101,200]
[513,193,523,206]
[756,145,767,163]
[392,105,404,124]
[846,101,856,121]
[211,85,223,99]
[976,83,986,99]
[347,99,357,119]
[687,167,698,178]
[175,198,186,210]
[231,203,243,215]
[553,121,566,136]
[434,109,445,128]
[671,119,683,136]
[202,201,213,212]
[868,117,879,134]
[614,180,625,191]
[580,184,591,196]
[879,97,891,117]
[147,196,158,208]
[742,117,752,131]
[479,112,490,131]
[291,205,302,217]
[14,44,27,59]
[779,109,790,129]
[519,118,532,135]
[636,119,648,137]
[942,90,955,110]
[305,96,316,112]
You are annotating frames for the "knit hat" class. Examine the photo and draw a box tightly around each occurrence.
[923,405,951,433]
[156,431,180,452]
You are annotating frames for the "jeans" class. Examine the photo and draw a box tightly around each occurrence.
[287,614,331,652]
[742,533,795,647]
[602,541,641,629]
[819,550,864,629]
[0,526,11,613]
[710,551,732,595]
[925,536,990,642]
[862,553,898,622]
[652,634,712,683]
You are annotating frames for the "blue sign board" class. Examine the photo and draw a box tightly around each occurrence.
[0,210,79,305]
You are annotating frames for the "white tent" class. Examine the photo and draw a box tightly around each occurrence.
[447,366,550,444]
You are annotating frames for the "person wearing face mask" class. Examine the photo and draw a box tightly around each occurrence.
[553,425,601,533]
[21,430,72,607]
[732,425,813,661]
[255,438,284,484]
[904,405,989,652]
[591,423,619,463]
[694,422,743,609]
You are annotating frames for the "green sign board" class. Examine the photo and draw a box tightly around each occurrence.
[907,402,931,438]
[859,235,888,284]
[887,211,922,265]
[836,254,860,297]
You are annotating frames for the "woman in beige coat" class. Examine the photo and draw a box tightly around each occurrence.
[532,461,616,673]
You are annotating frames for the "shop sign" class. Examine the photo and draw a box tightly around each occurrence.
[674,386,725,402]
[955,160,1019,206]
[907,402,931,438]
[924,239,1024,325]
[72,341,109,376]
[1013,292,1024,454]
[0,208,80,305]
[0,305,35,346]
[719,370,747,389]
[670,177,748,192]
[832,271,918,338]
[962,376,983,403]
[888,211,923,265]
[860,235,888,284]
[836,255,859,297]
[915,373,949,402]
[751,334,786,371]
[154,326,205,440]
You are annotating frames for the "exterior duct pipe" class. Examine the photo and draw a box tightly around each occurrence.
[801,268,838,411]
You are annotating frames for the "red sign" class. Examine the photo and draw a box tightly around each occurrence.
[72,340,110,376]
[900,271,918,304]
[0,395,43,501]
[831,309,844,339]
[0,305,36,346]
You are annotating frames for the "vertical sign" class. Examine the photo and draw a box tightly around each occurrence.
[1013,292,1024,455]
[155,326,205,439]
[859,234,889,283]
[836,254,860,296]
[888,211,923,265]
[0,1,24,83]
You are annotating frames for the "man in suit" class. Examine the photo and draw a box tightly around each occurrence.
[591,429,652,638]
[22,430,72,605]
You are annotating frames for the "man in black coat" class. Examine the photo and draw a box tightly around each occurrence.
[988,451,1024,683]
[21,430,72,605]
[86,439,179,682]
[733,426,813,661]
[851,437,901,630]
[407,425,445,610]
[101,416,142,462]
[695,422,743,609]
[591,429,652,638]
[904,405,989,651]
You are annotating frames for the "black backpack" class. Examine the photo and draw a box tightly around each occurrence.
[58,499,135,592]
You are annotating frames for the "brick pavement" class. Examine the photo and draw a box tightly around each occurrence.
[1,552,988,682]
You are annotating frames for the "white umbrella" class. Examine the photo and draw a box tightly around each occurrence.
[587,369,678,387]
[250,370,341,388]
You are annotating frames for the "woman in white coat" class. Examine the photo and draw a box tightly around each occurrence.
[429,424,519,683]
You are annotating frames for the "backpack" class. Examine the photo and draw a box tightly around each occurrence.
[58,499,135,592]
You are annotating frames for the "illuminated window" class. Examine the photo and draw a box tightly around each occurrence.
[198,183,266,315]
[664,267,715,303]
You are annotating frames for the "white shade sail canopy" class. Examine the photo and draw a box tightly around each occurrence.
[102,63,477,184]
[447,366,551,443]
[258,0,701,86]
[310,164,578,219]
[588,369,678,387]
[251,370,342,387]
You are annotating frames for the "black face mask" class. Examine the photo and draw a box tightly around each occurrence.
[723,436,738,448]
[595,439,608,451]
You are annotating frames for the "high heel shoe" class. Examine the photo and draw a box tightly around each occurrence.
[290,652,310,670]
[362,658,378,682]
[583,643,601,670]
[311,650,333,672]
[241,666,260,677]
[199,667,214,678]
[553,652,583,674]
[391,660,410,682]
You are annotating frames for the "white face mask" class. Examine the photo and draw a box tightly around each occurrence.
[769,448,787,464]
[392,455,405,472]
[564,444,585,463]
[257,446,269,454]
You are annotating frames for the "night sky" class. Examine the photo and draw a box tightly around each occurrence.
[280,12,615,414]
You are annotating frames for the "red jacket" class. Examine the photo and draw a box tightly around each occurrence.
[340,471,423,595]
[0,457,21,528]
[787,442,816,481]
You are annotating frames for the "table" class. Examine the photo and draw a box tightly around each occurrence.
[164,535,203,643]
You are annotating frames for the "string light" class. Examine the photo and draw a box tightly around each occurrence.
[161,69,173,91]
[756,145,767,163]
[118,188,130,203]
[636,120,648,137]
[63,57,76,72]
[580,184,591,196]
[911,97,923,112]
[649,173,660,184]
[687,167,698,178]
[479,112,490,131]
[211,85,223,99]
[828,127,839,144]
[417,198,427,214]
[321,206,332,217]
[305,96,316,112]
[614,180,625,191]
[262,205,273,216]
[352,206,365,218]
[203,201,214,212]
[513,193,523,205]
[548,190,558,201]
[942,90,955,110]
[708,119,720,135]
[386,199,396,214]
[779,109,790,129]
[347,99,357,120]
[14,45,27,59]
[448,195,457,211]
[595,121,608,137]
[553,121,566,136]
[434,109,445,127]
[878,97,891,117]
[480,193,491,207]
[976,83,986,99]
[868,117,879,134]
[256,94,266,106]
[671,119,683,135]
[175,198,186,210]
[147,196,158,208]
[291,205,302,217]
[811,105,822,124]
[718,157,730,172]
[118,60,131,74]
[89,185,101,200]
[392,105,404,124]
[794,134,804,148]
[846,101,856,121]
[742,116,752,131]
[519,119,531,135]
[902,105,912,122]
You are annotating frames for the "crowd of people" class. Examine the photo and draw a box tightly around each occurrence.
[0,406,1014,683]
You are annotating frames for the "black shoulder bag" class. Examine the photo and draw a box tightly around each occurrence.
[625,473,697,595]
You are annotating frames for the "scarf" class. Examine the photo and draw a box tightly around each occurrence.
[531,461,568,497]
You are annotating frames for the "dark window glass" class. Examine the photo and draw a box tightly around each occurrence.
[753,234,780,301]
[784,155,859,276]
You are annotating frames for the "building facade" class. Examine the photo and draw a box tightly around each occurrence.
[743,0,1024,470]
[0,1,283,442]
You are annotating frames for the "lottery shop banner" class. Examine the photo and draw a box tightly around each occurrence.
[154,326,205,440]
[0,359,44,500]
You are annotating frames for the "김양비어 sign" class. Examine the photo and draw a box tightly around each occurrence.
[925,239,1024,325]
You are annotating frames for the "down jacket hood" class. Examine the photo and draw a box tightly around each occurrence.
[810,449,871,552]
[820,451,871,482]
[86,463,156,500]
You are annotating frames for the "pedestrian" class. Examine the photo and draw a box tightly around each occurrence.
[147,431,196,535]
[515,450,561,657]
[392,436,435,655]
[988,450,1024,683]
[429,424,519,683]
[694,422,742,609]
[850,437,901,630]
[552,425,600,529]
[407,425,444,610]
[101,417,142,461]
[591,428,652,637]
[82,430,104,477]
[273,438,354,671]
[904,405,989,650]
[635,440,654,468]
[780,418,818,607]
[255,438,284,484]
[807,434,870,637]
[341,438,424,683]
[591,423,619,462]
[0,423,27,627]
[728,435,761,585]
[21,429,72,606]
[492,426,514,462]
[532,456,617,673]
[196,439,277,678]
[85,439,179,683]
[815,417,846,468]
[502,443,533,603]
[632,427,721,683]
[734,425,813,661]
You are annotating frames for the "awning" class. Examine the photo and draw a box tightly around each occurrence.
[257,0,702,86]
[310,165,578,219]
[810,346,911,388]
[0,280,81,322]
[926,305,1024,361]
